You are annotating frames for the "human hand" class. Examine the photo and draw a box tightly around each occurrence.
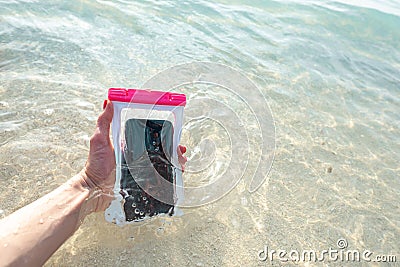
[81,100,187,213]
[81,100,116,212]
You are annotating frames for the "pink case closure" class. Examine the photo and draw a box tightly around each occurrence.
[108,88,186,106]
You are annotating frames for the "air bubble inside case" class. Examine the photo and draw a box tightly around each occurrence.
[105,88,186,225]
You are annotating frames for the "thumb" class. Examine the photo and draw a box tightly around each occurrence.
[97,100,114,136]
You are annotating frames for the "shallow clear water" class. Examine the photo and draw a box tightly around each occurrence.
[0,0,399,266]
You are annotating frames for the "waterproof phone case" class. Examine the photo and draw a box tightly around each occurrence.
[105,88,186,225]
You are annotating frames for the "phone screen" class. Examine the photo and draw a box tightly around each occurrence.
[120,119,175,222]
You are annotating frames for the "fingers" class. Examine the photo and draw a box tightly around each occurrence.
[177,145,187,172]
[97,100,114,137]
[178,145,187,154]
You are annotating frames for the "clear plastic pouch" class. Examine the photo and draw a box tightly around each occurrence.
[105,88,186,225]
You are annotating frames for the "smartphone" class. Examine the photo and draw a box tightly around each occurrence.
[120,119,175,222]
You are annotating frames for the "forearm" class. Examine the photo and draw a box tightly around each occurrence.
[0,172,97,267]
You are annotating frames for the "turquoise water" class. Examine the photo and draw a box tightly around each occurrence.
[1,0,399,266]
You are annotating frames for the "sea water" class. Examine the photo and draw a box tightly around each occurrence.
[0,0,399,266]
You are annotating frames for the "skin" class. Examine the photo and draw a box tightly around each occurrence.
[0,100,187,266]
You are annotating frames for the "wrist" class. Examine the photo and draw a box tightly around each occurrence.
[68,171,99,218]
[72,169,114,214]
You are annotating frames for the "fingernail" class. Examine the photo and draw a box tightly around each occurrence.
[103,100,108,110]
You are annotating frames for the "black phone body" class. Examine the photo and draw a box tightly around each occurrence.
[120,119,175,222]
